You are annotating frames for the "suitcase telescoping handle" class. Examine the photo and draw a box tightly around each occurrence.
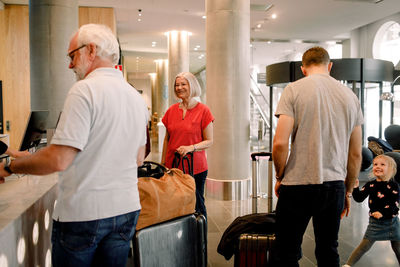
[251,152,273,213]
[172,151,194,176]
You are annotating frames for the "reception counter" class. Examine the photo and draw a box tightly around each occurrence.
[0,173,58,267]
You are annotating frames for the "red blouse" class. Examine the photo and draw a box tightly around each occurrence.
[162,102,214,175]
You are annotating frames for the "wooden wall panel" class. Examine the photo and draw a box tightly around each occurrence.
[0,5,30,149]
[79,7,116,35]
[0,5,116,149]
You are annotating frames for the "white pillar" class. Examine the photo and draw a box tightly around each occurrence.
[149,73,157,115]
[167,31,190,106]
[155,59,169,117]
[29,0,78,127]
[205,0,251,199]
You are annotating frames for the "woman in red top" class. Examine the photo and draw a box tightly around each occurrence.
[161,72,214,218]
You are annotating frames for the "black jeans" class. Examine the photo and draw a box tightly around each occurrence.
[194,170,208,218]
[275,181,345,267]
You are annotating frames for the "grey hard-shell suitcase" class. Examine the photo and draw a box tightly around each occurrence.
[131,213,207,267]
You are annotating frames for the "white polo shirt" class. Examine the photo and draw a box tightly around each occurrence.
[51,68,148,222]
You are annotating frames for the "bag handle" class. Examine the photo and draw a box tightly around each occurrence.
[138,161,168,178]
[173,152,194,176]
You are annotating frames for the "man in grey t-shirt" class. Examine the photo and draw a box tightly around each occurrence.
[272,47,363,266]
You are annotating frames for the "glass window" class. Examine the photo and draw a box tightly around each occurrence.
[373,21,400,66]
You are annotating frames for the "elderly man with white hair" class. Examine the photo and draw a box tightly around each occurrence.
[0,24,148,267]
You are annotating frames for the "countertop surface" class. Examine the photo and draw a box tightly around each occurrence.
[0,173,58,231]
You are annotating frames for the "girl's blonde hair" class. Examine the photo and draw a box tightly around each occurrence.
[369,154,397,181]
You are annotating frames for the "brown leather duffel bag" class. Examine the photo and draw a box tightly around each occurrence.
[136,165,196,230]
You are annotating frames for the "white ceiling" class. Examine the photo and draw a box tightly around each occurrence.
[4,0,400,75]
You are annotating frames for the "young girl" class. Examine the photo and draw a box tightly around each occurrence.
[343,154,400,266]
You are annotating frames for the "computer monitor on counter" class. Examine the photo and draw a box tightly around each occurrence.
[19,111,49,151]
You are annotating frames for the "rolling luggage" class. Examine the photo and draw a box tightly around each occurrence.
[132,213,207,267]
[236,234,276,267]
[218,152,277,266]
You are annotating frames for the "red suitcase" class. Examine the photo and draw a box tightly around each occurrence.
[235,233,276,267]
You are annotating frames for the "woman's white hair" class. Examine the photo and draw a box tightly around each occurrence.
[174,72,202,98]
[77,24,120,65]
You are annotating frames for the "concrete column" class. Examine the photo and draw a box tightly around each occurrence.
[206,0,251,199]
[155,59,169,117]
[149,73,157,115]
[29,0,78,128]
[167,31,189,106]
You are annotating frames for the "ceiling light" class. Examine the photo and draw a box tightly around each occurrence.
[250,4,273,12]
[326,41,337,45]
[271,13,277,19]
[257,24,262,28]
[138,18,142,22]
[194,47,198,51]
[139,13,142,16]
[267,41,272,44]
[202,15,206,19]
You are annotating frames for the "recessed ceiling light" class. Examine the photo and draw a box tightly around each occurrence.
[271,13,277,19]
[202,15,206,19]
[138,18,141,22]
[257,24,262,28]
[326,41,337,45]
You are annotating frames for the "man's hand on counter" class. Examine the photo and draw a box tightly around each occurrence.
[0,162,12,178]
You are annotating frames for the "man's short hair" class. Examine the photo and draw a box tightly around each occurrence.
[302,46,330,67]
[174,72,202,98]
[77,24,120,65]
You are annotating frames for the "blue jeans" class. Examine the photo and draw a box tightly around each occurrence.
[51,210,140,267]
[194,170,208,218]
[275,181,345,267]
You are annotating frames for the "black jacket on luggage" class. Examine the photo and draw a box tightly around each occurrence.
[217,213,276,260]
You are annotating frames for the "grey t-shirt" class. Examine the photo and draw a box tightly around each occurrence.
[275,73,364,185]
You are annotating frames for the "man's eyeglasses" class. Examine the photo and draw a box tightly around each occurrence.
[67,44,87,62]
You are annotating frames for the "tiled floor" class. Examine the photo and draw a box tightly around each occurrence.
[146,141,399,266]
[205,178,400,267]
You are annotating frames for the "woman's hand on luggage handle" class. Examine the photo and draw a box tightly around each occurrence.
[176,145,194,156]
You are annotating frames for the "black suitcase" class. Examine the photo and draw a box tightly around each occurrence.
[131,213,207,267]
[218,152,277,266]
